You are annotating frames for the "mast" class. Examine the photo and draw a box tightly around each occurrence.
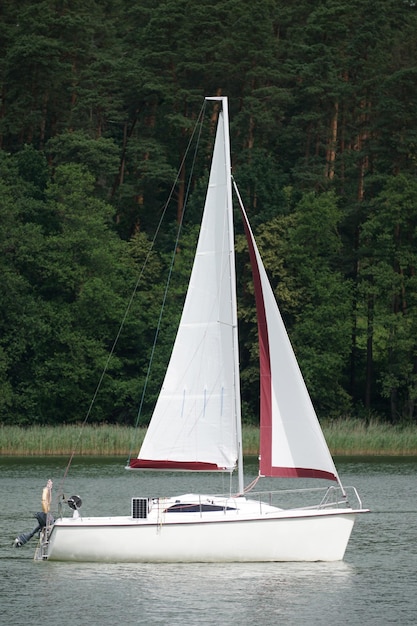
[206,97,244,494]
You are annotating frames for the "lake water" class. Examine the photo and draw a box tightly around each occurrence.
[1,456,416,625]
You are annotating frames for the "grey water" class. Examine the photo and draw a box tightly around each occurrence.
[1,456,416,625]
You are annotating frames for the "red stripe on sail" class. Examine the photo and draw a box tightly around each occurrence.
[265,467,338,481]
[129,459,224,471]
[240,208,273,476]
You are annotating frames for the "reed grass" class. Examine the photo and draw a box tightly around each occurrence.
[322,418,417,456]
[0,424,144,456]
[1,420,417,456]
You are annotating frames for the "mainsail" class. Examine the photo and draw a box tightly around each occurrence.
[130,104,240,471]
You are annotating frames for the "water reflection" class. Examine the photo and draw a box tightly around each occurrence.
[23,560,355,625]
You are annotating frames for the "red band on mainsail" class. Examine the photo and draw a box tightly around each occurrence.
[129,459,223,471]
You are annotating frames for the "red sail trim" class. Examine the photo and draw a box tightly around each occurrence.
[264,467,338,481]
[129,459,224,471]
[239,207,273,476]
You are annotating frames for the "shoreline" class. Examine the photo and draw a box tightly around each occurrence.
[1,421,417,456]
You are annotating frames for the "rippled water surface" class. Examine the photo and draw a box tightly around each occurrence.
[1,457,416,625]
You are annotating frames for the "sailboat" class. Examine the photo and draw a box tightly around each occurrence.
[35,96,367,562]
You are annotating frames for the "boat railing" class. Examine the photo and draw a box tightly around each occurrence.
[237,485,364,512]
[318,485,364,510]
[147,486,364,516]
[124,484,366,520]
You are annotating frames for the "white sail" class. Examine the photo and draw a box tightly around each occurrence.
[238,200,340,483]
[131,104,240,471]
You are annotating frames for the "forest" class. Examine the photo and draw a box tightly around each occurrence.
[1,0,417,426]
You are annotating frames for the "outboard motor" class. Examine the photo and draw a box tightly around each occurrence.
[13,512,54,548]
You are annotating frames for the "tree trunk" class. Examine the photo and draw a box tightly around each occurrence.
[356,98,370,202]
[325,101,338,179]
[365,293,374,410]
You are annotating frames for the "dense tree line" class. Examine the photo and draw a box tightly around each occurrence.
[1,0,417,425]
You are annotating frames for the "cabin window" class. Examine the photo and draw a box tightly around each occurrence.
[164,503,236,513]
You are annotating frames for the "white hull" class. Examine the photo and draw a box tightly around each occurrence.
[41,495,363,563]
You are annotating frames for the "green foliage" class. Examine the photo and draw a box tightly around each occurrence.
[47,132,120,194]
[1,0,417,425]
[0,155,159,424]
[238,191,351,419]
[358,175,417,421]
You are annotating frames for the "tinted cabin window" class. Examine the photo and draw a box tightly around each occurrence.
[165,503,236,513]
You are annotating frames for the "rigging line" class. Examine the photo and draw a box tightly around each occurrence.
[243,474,261,494]
[57,101,208,495]
[128,100,207,462]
